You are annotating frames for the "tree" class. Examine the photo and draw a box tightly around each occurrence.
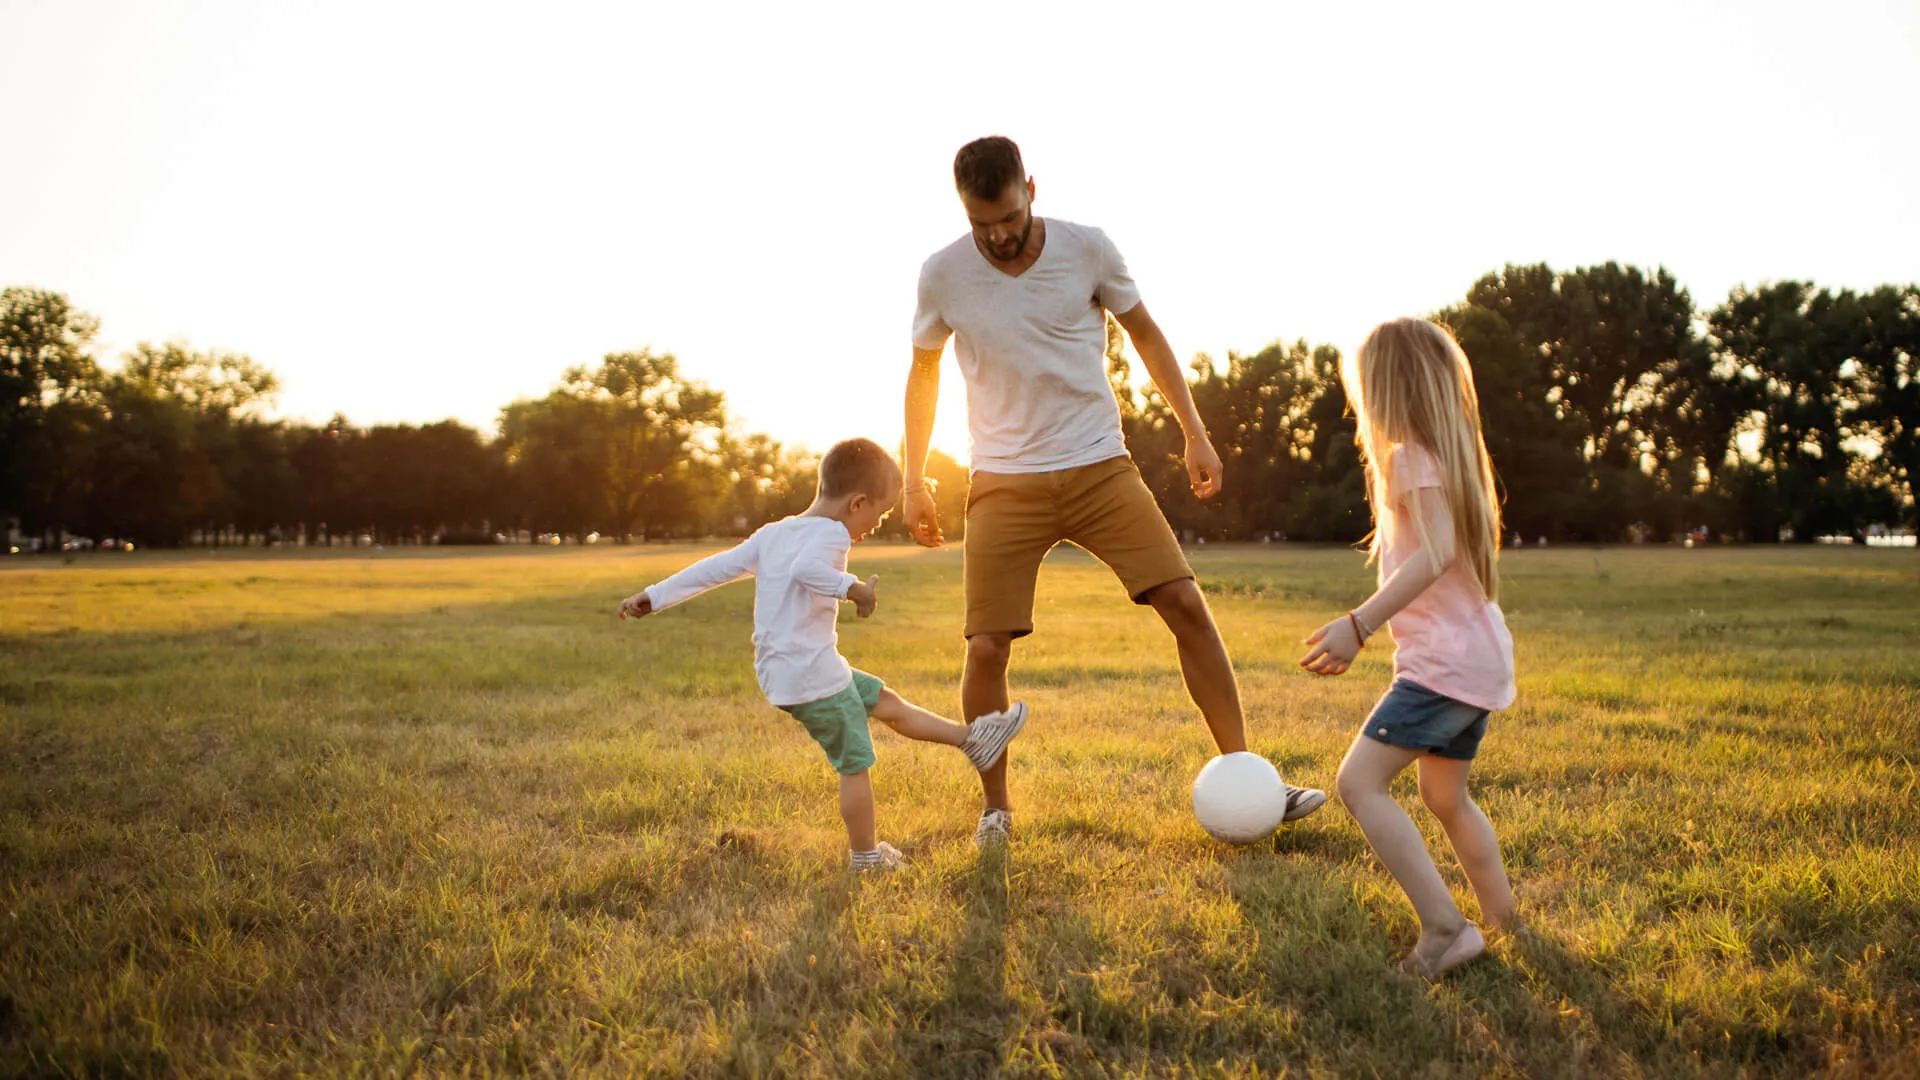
[499,349,726,540]
[1850,285,1920,535]
[85,343,279,545]
[715,432,817,535]
[1,288,103,539]
[1437,303,1584,542]
[1461,263,1713,539]
[1709,283,1884,541]
[1286,342,1368,542]
[1114,328,1359,543]
[599,350,725,539]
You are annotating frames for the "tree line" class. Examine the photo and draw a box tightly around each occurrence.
[1120,265,1917,545]
[3,264,1915,551]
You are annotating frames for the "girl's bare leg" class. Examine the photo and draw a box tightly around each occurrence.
[1416,754,1516,931]
[1336,736,1481,975]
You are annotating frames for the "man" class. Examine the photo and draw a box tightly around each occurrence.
[903,135,1327,846]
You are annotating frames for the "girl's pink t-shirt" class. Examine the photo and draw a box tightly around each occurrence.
[1379,445,1516,711]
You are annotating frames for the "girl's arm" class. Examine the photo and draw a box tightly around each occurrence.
[1355,487,1455,631]
[619,533,762,618]
[1301,487,1455,675]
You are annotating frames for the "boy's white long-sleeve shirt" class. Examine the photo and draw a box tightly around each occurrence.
[641,516,860,707]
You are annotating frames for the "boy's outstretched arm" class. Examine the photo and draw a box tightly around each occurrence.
[618,532,763,619]
[792,550,861,603]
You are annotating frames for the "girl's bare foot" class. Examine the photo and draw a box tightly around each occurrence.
[1399,924,1486,980]
[1481,893,1518,935]
[1485,914,1524,939]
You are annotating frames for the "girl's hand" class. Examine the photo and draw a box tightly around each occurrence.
[1299,616,1361,676]
[618,592,653,619]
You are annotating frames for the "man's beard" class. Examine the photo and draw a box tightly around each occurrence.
[987,213,1035,262]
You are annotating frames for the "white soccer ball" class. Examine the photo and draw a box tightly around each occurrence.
[1191,752,1288,843]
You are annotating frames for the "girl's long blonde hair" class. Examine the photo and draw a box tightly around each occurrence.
[1344,317,1503,602]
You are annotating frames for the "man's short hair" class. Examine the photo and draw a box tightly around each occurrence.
[954,136,1025,201]
[818,438,902,499]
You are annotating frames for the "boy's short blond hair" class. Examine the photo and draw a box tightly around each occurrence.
[819,438,902,500]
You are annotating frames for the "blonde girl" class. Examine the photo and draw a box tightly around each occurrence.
[1299,316,1517,978]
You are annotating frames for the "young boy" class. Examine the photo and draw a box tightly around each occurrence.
[618,437,1028,871]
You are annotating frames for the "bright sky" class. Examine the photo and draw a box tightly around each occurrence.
[5,1,1917,460]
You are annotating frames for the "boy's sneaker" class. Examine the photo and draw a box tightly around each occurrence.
[961,702,1029,771]
[974,808,1012,847]
[1283,784,1328,822]
[851,841,907,872]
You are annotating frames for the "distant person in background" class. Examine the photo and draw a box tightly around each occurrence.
[1300,317,1518,978]
[902,135,1326,847]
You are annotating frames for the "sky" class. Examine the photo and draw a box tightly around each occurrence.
[4,0,1918,460]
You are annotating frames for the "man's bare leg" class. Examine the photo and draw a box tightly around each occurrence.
[962,632,1015,812]
[1145,579,1247,754]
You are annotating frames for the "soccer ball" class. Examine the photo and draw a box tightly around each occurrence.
[1191,752,1288,843]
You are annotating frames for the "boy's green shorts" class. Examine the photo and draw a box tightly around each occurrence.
[779,670,884,776]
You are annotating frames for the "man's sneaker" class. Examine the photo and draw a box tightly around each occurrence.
[1282,785,1328,823]
[852,840,908,872]
[974,808,1012,847]
[961,702,1029,772]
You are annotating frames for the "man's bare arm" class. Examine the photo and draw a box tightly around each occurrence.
[1114,303,1223,498]
[903,345,945,545]
[905,346,942,487]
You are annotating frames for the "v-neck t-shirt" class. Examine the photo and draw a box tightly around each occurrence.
[912,219,1143,474]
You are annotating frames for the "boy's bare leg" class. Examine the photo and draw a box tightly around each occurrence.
[840,771,877,853]
[1145,579,1247,754]
[1417,755,1517,931]
[871,688,967,747]
[1335,736,1481,974]
[962,633,1015,811]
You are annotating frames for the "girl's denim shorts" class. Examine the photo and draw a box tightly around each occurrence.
[1361,679,1491,761]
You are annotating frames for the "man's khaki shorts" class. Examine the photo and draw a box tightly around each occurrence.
[963,454,1193,639]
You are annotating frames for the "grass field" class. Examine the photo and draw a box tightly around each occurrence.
[2,542,1917,1078]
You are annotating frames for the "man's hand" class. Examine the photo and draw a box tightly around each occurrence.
[903,485,943,548]
[847,574,880,618]
[618,592,653,620]
[1186,433,1224,500]
[1299,615,1361,676]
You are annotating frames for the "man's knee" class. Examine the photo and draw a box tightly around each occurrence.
[965,632,1014,674]
[1147,578,1213,633]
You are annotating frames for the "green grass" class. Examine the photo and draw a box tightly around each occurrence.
[2,542,1917,1078]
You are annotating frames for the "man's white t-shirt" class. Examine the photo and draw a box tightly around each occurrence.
[912,219,1143,474]
[641,516,860,707]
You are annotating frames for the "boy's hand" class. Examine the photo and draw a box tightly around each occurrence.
[1299,616,1360,676]
[847,574,879,618]
[618,592,653,620]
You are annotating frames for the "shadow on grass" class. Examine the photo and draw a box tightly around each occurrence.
[1225,855,1824,1079]
[1478,920,1871,1077]
[1268,819,1370,863]
[1222,855,1458,1073]
[904,845,1014,1079]
[719,870,858,1075]
[1217,845,1743,1076]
